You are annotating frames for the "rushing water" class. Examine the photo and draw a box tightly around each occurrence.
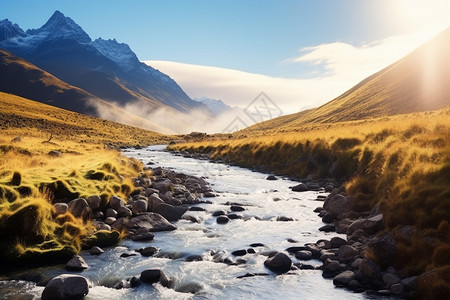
[1,145,387,299]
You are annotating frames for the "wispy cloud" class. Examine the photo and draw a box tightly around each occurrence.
[145,27,448,115]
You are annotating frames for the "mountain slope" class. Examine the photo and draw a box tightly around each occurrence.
[0,11,207,115]
[244,27,450,133]
[0,49,174,133]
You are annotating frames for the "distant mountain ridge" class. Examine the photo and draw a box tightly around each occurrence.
[0,10,207,116]
[193,97,232,115]
[243,27,450,133]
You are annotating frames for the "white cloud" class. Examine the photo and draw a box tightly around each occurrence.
[144,26,448,115]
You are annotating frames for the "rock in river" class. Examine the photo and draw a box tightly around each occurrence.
[264,252,292,274]
[42,274,89,300]
[65,255,89,271]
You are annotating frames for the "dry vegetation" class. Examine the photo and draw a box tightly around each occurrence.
[0,91,172,146]
[0,92,173,268]
[0,133,147,267]
[170,109,450,295]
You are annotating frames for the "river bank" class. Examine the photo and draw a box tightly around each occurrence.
[2,145,373,300]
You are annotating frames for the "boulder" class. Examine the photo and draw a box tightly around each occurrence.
[53,203,68,216]
[86,195,102,211]
[42,274,89,300]
[67,198,90,220]
[322,260,342,278]
[266,175,278,180]
[382,273,400,287]
[264,252,292,274]
[65,255,89,271]
[131,231,155,241]
[347,219,366,235]
[295,250,313,260]
[217,216,229,224]
[148,193,165,211]
[153,203,188,221]
[89,246,104,255]
[105,208,118,218]
[131,200,148,215]
[390,283,404,295]
[108,196,125,210]
[400,276,417,291]
[232,249,247,256]
[291,183,308,192]
[138,246,158,257]
[330,237,347,248]
[105,217,116,225]
[333,270,355,287]
[117,206,132,218]
[323,194,352,216]
[364,214,384,234]
[140,269,172,288]
[368,232,397,267]
[230,205,245,212]
[128,212,177,232]
[319,224,335,232]
[358,258,381,279]
[338,245,359,262]
[152,179,173,194]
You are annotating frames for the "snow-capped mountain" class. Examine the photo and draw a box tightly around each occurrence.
[0,19,26,41]
[0,10,206,114]
[194,97,232,115]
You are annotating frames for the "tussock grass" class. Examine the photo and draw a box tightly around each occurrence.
[170,109,450,283]
[0,133,145,267]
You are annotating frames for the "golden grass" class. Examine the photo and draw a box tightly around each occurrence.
[0,130,148,266]
[170,109,450,280]
[0,91,173,146]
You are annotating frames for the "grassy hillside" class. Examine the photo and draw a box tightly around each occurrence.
[170,109,450,296]
[0,92,171,267]
[0,91,172,146]
[244,27,450,134]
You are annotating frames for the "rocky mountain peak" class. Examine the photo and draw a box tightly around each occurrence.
[26,10,91,43]
[0,19,26,41]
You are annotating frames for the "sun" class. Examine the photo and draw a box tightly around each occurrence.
[392,0,450,35]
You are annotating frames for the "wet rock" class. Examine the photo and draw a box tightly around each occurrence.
[67,198,90,220]
[250,243,266,248]
[291,183,308,192]
[276,216,294,222]
[105,217,116,225]
[203,191,216,197]
[140,269,172,288]
[335,218,353,234]
[313,207,323,213]
[65,255,88,271]
[227,213,242,220]
[131,200,148,215]
[306,182,321,191]
[264,252,292,274]
[217,216,229,224]
[319,224,335,232]
[120,252,137,258]
[154,203,188,221]
[53,203,68,216]
[338,245,359,262]
[131,231,155,242]
[232,249,247,256]
[322,260,342,278]
[128,212,177,232]
[348,279,364,292]
[230,205,245,212]
[266,175,278,180]
[94,211,104,220]
[364,214,384,234]
[185,254,203,262]
[333,270,355,287]
[295,250,312,260]
[42,274,89,300]
[106,208,118,218]
[89,246,104,255]
[321,212,336,224]
[86,195,102,212]
[137,246,158,257]
[189,206,206,211]
[108,196,125,210]
[286,246,307,254]
[330,237,347,248]
[212,210,227,217]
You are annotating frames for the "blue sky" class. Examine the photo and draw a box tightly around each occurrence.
[2,0,449,113]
